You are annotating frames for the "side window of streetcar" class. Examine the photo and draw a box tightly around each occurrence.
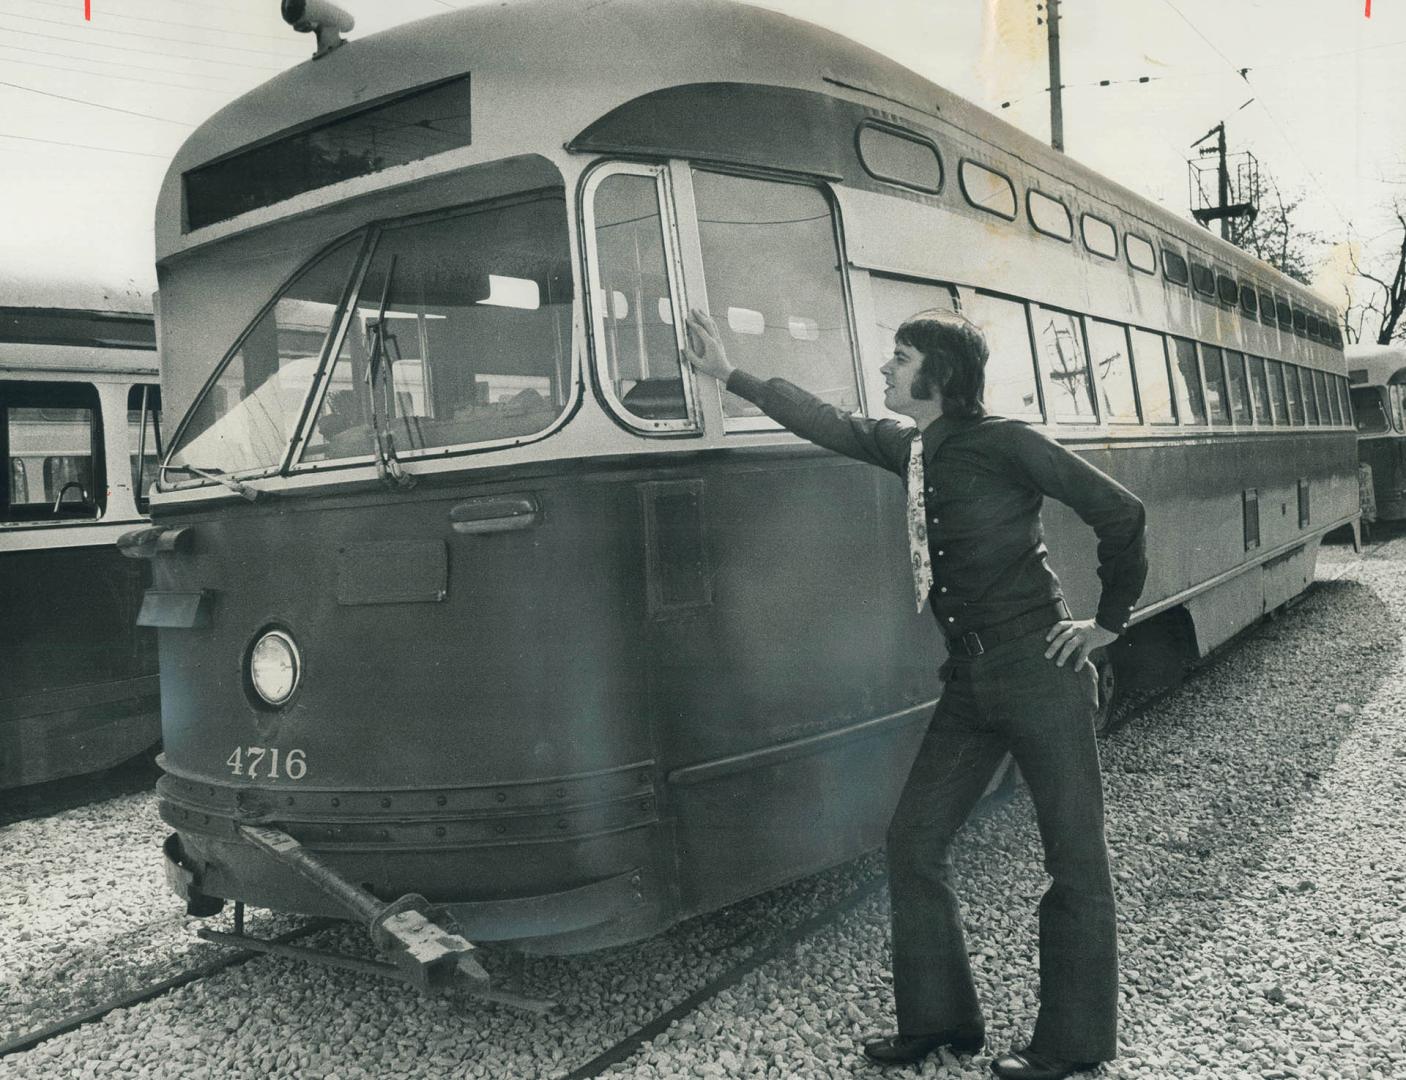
[1247,356,1274,424]
[1028,190,1072,241]
[587,168,694,429]
[959,160,1018,219]
[857,123,943,194]
[126,385,163,511]
[1302,370,1322,425]
[1200,344,1231,425]
[1086,319,1139,423]
[1311,370,1332,425]
[1034,306,1096,423]
[306,194,574,458]
[869,275,958,416]
[1080,214,1117,260]
[1324,374,1343,426]
[961,291,1042,420]
[2,380,105,522]
[691,170,861,425]
[1283,364,1306,425]
[1125,234,1157,274]
[1168,337,1206,425]
[1224,350,1252,425]
[1266,360,1291,426]
[1129,329,1176,424]
[1162,249,1190,287]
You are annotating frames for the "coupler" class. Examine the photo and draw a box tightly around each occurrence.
[173,825,553,1011]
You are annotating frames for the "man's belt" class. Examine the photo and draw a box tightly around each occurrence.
[944,600,1070,660]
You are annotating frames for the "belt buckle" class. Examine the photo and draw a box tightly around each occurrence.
[961,631,984,657]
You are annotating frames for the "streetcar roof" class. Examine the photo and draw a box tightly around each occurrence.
[0,268,152,318]
[154,0,1327,311]
[1346,344,1406,386]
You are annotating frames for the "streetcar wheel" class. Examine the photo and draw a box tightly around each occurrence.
[1090,647,1123,736]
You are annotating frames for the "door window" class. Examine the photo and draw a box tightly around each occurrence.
[585,165,696,432]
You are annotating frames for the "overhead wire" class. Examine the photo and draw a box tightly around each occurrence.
[0,53,233,93]
[997,36,1406,112]
[11,0,308,45]
[0,130,171,157]
[0,77,196,124]
[0,42,247,85]
[0,8,305,58]
[0,23,289,71]
[1155,0,1354,231]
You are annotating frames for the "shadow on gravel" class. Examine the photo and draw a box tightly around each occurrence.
[0,748,161,828]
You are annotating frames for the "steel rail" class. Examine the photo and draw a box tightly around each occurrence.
[0,921,332,1061]
[561,873,888,1080]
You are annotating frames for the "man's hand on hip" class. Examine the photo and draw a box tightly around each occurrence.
[1044,618,1118,671]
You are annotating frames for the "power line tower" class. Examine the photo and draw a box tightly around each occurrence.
[1188,122,1260,241]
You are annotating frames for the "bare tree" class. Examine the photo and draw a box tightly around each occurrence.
[1348,200,1406,346]
[1227,180,1321,285]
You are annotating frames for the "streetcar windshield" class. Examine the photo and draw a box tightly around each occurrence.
[164,237,363,480]
[301,194,572,463]
[162,190,572,486]
[1351,387,1390,434]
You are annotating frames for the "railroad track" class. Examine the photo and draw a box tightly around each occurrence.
[0,875,886,1073]
[0,921,335,1061]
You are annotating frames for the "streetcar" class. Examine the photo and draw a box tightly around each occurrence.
[1347,344,1406,521]
[1,278,163,789]
[142,0,1357,991]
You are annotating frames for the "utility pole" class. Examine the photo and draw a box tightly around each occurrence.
[1045,0,1064,152]
[1189,121,1257,240]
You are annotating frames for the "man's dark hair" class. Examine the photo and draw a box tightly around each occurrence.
[896,310,988,418]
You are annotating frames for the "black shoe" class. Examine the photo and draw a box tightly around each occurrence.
[862,1029,985,1065]
[990,1049,1100,1079]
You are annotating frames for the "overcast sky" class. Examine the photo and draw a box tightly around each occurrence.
[2,0,1402,305]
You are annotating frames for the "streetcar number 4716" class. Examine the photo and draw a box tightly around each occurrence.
[227,746,307,780]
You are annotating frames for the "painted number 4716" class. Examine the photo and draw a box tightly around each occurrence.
[226,746,307,781]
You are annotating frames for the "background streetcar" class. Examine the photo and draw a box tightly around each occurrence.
[141,0,1357,987]
[1,277,163,790]
[1347,343,1406,522]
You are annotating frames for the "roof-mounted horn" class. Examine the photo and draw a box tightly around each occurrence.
[281,0,355,59]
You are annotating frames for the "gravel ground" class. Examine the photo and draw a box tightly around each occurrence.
[2,533,1403,1079]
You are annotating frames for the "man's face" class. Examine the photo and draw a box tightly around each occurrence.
[880,341,936,419]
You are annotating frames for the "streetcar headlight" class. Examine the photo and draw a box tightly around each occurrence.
[249,630,301,706]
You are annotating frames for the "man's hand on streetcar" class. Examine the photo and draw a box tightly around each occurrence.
[1044,618,1118,671]
[682,309,735,383]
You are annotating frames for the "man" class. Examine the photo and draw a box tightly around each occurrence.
[681,307,1146,1080]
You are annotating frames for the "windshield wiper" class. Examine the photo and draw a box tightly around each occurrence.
[163,463,261,503]
[365,255,416,492]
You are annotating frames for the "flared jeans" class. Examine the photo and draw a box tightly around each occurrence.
[886,627,1118,1063]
